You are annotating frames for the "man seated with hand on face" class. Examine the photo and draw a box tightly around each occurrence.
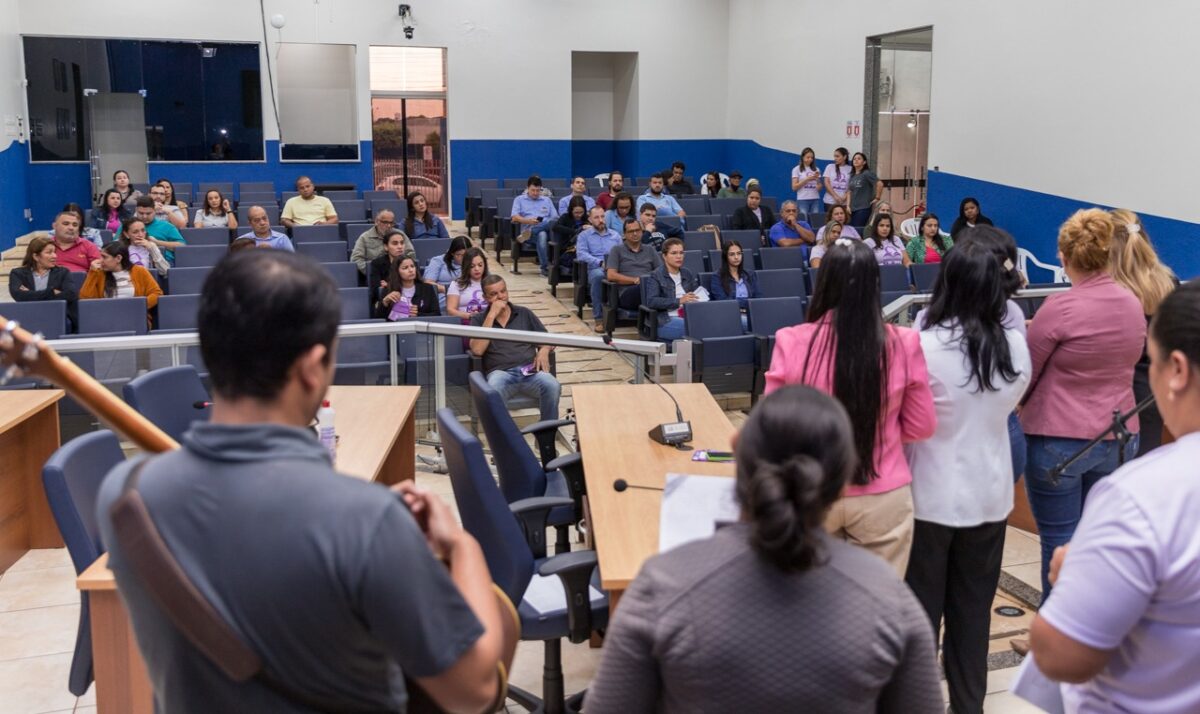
[768,200,816,248]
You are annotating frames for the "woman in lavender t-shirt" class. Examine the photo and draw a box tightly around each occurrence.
[445,247,490,319]
[864,215,911,267]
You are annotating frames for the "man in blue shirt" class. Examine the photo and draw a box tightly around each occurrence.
[636,173,687,224]
[510,175,559,276]
[238,205,296,251]
[768,200,815,249]
[128,196,187,264]
[556,176,597,215]
[575,205,623,331]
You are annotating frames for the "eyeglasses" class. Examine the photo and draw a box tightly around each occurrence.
[377,219,395,225]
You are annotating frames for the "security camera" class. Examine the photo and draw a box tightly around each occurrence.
[399,4,416,39]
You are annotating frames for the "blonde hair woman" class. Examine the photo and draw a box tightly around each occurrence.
[1109,208,1178,455]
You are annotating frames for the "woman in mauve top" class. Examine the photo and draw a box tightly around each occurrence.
[1019,208,1146,595]
[765,240,936,575]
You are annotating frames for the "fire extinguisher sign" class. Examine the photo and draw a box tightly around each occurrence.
[845,120,861,138]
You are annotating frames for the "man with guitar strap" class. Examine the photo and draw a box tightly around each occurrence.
[83,250,515,712]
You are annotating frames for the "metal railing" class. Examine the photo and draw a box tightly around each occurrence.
[882,285,1071,325]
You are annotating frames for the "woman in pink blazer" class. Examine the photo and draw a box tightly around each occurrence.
[765,240,936,574]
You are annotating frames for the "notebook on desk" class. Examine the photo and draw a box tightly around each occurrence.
[659,473,740,553]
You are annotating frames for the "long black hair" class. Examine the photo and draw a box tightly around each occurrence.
[99,241,134,297]
[957,225,1024,298]
[456,247,489,290]
[804,240,888,485]
[97,189,125,220]
[735,385,857,572]
[718,240,748,296]
[443,235,472,270]
[950,197,993,237]
[918,212,951,254]
[404,191,434,236]
[1150,280,1199,368]
[922,240,1022,392]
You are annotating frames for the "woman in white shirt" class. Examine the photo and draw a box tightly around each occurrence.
[791,147,823,216]
[446,247,490,319]
[904,240,1030,714]
[822,147,851,208]
[194,189,238,229]
[1029,280,1200,714]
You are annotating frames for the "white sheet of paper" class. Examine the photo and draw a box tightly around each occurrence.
[658,473,740,553]
[1011,655,1065,714]
[521,572,605,614]
[692,285,711,302]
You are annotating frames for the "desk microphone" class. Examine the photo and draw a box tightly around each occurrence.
[602,334,692,447]
[192,401,212,410]
[613,478,665,493]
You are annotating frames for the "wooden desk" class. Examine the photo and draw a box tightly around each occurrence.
[77,385,419,714]
[573,384,736,601]
[0,389,64,573]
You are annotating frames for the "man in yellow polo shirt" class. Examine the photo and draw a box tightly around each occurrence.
[281,176,339,227]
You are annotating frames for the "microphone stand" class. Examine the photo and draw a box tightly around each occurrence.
[1047,394,1156,484]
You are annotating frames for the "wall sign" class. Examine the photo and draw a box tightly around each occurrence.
[845,120,861,138]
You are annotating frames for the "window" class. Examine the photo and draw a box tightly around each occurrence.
[369,47,446,93]
[23,37,264,162]
[277,43,358,161]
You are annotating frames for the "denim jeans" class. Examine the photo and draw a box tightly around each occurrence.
[1007,412,1026,483]
[849,207,873,227]
[527,222,554,272]
[796,198,824,217]
[486,367,561,423]
[657,315,686,343]
[1024,433,1138,596]
[587,266,606,320]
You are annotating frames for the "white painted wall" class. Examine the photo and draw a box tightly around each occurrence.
[727,0,1200,224]
[0,0,25,154]
[571,53,615,141]
[15,0,730,146]
[277,43,358,145]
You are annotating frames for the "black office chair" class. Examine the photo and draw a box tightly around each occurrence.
[439,408,607,714]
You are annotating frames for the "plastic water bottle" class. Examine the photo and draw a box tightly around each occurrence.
[317,399,336,463]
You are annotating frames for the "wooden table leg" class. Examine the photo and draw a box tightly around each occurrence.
[89,590,154,714]
[378,406,417,486]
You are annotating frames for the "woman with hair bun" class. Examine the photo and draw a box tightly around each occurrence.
[1020,208,1145,596]
[587,385,942,713]
[1108,209,1178,456]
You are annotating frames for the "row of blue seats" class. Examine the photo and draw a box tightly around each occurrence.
[168,219,423,247]
[128,182,384,203]
[147,192,410,215]
[467,176,703,194]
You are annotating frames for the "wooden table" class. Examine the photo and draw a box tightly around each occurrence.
[572,384,736,604]
[0,390,64,573]
[77,385,420,714]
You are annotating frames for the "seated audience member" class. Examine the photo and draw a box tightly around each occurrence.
[95,249,506,713]
[710,240,761,324]
[553,195,588,248]
[846,152,882,227]
[238,206,295,252]
[375,254,440,320]
[8,236,78,328]
[576,206,624,333]
[194,189,237,229]
[814,204,862,243]
[865,214,910,266]
[717,170,746,198]
[730,187,777,241]
[446,247,490,319]
[868,200,894,230]
[369,228,420,307]
[424,236,470,310]
[1109,209,1178,456]
[701,171,723,197]
[768,200,816,248]
[636,173,686,220]
[92,189,129,234]
[606,217,664,315]
[643,238,703,343]
[949,197,994,239]
[468,274,562,428]
[906,213,952,265]
[120,218,171,276]
[81,241,162,327]
[765,240,936,575]
[1019,208,1145,596]
[904,242,1031,714]
[404,191,450,241]
[510,175,559,277]
[596,171,625,211]
[809,222,844,268]
[556,176,597,215]
[49,210,101,273]
[587,385,943,713]
[637,204,683,252]
[228,237,256,253]
[351,209,409,275]
[150,181,188,229]
[792,148,824,216]
[663,161,695,196]
[604,191,638,234]
[112,169,142,209]
[61,202,105,249]
[281,176,339,227]
[125,196,187,264]
[1029,281,1200,713]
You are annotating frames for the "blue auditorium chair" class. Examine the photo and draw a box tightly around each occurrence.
[291,224,342,244]
[758,247,808,271]
[331,199,367,222]
[123,365,211,442]
[237,181,274,195]
[683,250,705,274]
[322,190,359,201]
[297,241,349,263]
[41,430,126,696]
[708,197,743,218]
[880,264,913,293]
[911,263,941,292]
[155,294,200,331]
[368,198,406,219]
[678,196,709,215]
[173,246,227,269]
[502,178,528,189]
[339,221,372,243]
[682,231,721,253]
[78,297,149,335]
[166,267,211,296]
[747,296,808,402]
[236,204,280,225]
[179,227,231,247]
[806,267,820,296]
[0,300,67,339]
[197,182,233,197]
[686,214,723,230]
[438,408,606,714]
[721,229,763,250]
[235,193,278,209]
[682,300,758,394]
[413,238,451,270]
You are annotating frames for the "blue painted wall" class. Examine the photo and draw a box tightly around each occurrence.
[0,142,31,244]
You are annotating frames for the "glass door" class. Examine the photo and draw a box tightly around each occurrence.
[370,97,447,212]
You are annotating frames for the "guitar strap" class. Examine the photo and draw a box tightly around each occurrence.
[109,459,392,713]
